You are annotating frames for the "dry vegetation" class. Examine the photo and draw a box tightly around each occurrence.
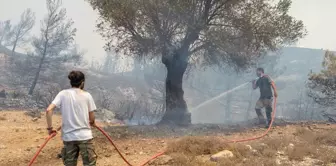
[0,115,6,121]
[158,125,336,166]
[1,111,336,166]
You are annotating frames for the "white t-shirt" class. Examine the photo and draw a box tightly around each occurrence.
[52,88,97,141]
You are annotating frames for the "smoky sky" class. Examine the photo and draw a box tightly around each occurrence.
[0,0,335,61]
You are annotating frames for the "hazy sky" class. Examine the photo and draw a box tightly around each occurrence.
[0,0,335,61]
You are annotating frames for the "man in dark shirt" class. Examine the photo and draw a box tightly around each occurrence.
[252,68,278,127]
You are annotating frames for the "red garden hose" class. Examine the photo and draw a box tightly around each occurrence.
[96,96,277,165]
[95,126,133,166]
[28,133,56,166]
[28,97,277,166]
[223,96,277,143]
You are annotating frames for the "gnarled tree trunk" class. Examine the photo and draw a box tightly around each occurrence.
[160,50,191,125]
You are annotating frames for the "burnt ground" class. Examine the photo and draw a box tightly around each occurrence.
[0,111,335,166]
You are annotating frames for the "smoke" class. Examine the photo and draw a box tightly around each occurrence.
[88,48,326,125]
[0,45,327,125]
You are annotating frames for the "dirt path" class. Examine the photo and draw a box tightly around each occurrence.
[0,111,335,166]
[0,111,167,166]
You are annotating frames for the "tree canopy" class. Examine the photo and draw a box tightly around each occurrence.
[8,8,36,56]
[0,20,12,46]
[28,0,79,95]
[88,0,305,68]
[308,51,336,106]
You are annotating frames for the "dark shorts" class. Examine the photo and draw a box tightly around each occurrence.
[62,139,97,166]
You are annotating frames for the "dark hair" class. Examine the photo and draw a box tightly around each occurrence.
[68,71,85,87]
[256,67,264,73]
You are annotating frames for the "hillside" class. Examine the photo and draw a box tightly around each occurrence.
[0,46,328,125]
[1,111,336,166]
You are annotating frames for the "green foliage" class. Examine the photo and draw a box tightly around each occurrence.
[87,0,306,69]
[28,0,81,94]
[7,8,36,52]
[308,51,336,106]
[0,20,12,45]
[321,51,336,77]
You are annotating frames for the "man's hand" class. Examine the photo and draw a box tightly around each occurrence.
[90,121,96,127]
[47,127,57,135]
[274,92,278,98]
[252,79,258,90]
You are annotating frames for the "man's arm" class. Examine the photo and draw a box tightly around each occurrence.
[266,75,278,98]
[46,91,62,134]
[89,111,96,126]
[88,93,97,127]
[271,81,278,98]
[46,104,56,131]
[252,80,258,90]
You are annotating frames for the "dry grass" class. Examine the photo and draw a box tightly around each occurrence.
[251,137,291,158]
[294,127,336,146]
[169,153,216,166]
[2,110,336,166]
[166,136,230,156]
[218,156,278,166]
[288,127,336,163]
[165,128,336,166]
[294,127,318,143]
[287,147,334,165]
[166,137,246,165]
[166,137,281,166]
[313,131,336,146]
[263,136,291,150]
[0,116,6,121]
[316,148,336,164]
[287,143,316,161]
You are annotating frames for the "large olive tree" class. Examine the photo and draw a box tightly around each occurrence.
[87,0,306,125]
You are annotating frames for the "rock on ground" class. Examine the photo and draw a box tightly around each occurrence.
[210,150,234,161]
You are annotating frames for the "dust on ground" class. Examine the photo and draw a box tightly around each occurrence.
[0,111,335,166]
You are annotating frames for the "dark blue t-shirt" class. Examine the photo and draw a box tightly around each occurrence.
[256,75,273,99]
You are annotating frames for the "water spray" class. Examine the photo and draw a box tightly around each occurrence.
[191,79,258,111]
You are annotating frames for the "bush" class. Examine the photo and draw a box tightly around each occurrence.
[32,84,61,108]
[7,90,26,99]
[114,98,164,125]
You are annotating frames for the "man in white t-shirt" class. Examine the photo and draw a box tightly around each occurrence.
[46,71,97,166]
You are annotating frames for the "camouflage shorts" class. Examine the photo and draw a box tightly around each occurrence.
[255,98,273,110]
[62,139,97,166]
